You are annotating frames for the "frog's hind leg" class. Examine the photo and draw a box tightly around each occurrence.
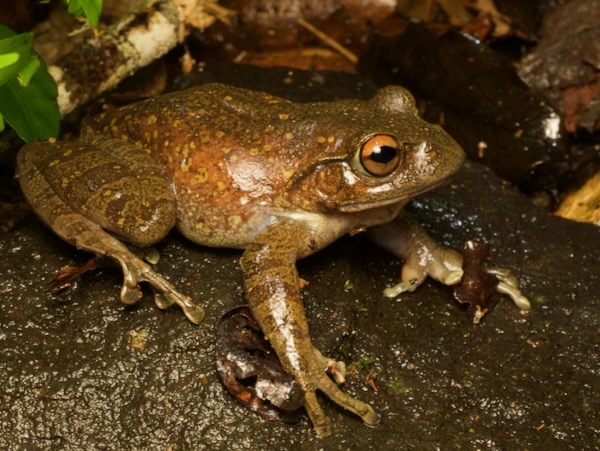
[241,220,380,436]
[17,138,205,324]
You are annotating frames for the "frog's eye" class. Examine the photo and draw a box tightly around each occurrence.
[359,135,401,177]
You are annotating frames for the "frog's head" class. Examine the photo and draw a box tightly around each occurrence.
[288,85,465,213]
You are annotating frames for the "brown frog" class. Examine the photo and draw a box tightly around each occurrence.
[17,83,530,437]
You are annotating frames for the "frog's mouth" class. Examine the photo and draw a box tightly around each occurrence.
[333,176,453,213]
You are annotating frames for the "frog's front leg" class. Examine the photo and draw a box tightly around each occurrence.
[367,212,530,310]
[240,219,380,437]
[17,138,205,324]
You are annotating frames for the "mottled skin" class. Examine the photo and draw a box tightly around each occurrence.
[17,83,529,437]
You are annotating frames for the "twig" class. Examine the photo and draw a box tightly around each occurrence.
[297,18,358,65]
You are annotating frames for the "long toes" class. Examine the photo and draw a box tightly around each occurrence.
[488,268,531,311]
[153,291,175,310]
[383,280,419,297]
[360,404,381,426]
[497,281,531,310]
[304,391,332,438]
[117,256,205,324]
[160,290,206,324]
[181,302,205,324]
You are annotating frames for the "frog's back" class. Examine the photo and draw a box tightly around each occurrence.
[83,84,300,248]
[86,83,288,148]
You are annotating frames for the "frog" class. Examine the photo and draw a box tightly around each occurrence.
[16,82,530,437]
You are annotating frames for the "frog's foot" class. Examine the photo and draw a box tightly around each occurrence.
[56,215,205,324]
[116,250,205,324]
[382,242,531,312]
[487,268,531,311]
[383,244,464,298]
[303,348,380,438]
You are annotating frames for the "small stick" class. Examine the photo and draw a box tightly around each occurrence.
[297,18,358,64]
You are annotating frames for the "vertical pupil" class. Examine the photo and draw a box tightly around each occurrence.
[371,145,396,164]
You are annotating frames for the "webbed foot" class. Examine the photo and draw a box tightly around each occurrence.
[382,243,464,298]
[368,213,531,312]
[53,215,205,324]
[304,347,380,438]
[384,243,530,312]
[116,249,205,324]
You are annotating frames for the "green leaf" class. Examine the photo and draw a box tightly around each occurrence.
[65,0,84,16]
[0,60,59,141]
[65,0,102,28]
[0,25,59,142]
[0,30,32,53]
[16,55,40,87]
[0,31,36,87]
[0,52,19,69]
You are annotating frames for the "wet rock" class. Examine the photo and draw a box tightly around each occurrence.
[2,157,598,449]
[1,68,598,449]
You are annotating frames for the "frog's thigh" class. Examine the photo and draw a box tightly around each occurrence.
[18,137,176,247]
[17,140,204,324]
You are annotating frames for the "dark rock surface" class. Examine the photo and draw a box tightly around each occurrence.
[1,68,598,450]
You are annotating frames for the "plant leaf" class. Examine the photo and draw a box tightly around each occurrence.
[0,52,19,69]
[65,0,102,28]
[0,24,59,141]
[0,31,36,87]
[16,55,40,87]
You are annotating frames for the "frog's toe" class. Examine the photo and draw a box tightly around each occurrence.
[304,392,333,438]
[299,347,380,435]
[327,360,347,384]
[312,362,380,428]
[153,291,175,309]
[116,252,205,324]
[303,388,379,437]
[439,269,464,286]
[383,263,427,297]
[417,253,464,287]
[118,266,144,304]
[384,247,464,299]
[488,268,531,311]
[359,403,381,426]
[383,279,419,297]
[153,291,206,324]
[314,348,347,384]
[175,297,205,324]
[119,281,143,305]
